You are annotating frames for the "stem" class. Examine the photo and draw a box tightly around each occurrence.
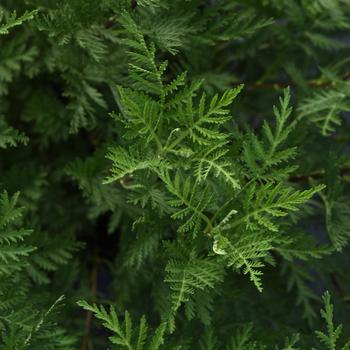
[162,129,190,154]
[82,256,99,350]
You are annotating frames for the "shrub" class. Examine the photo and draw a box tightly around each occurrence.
[1,1,350,348]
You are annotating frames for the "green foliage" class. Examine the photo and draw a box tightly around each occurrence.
[281,261,320,324]
[0,192,75,349]
[0,117,28,148]
[1,0,350,349]
[0,36,38,96]
[212,232,273,292]
[243,88,297,180]
[119,11,165,95]
[164,242,224,324]
[78,301,166,349]
[322,193,350,251]
[315,292,350,350]
[160,170,212,235]
[194,141,240,190]
[0,191,34,276]
[299,89,347,136]
[0,9,37,35]
[231,182,325,233]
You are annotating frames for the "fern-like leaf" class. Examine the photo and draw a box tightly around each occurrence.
[182,87,243,146]
[164,244,224,315]
[119,12,165,95]
[160,170,212,234]
[299,88,349,136]
[224,183,325,233]
[0,117,28,148]
[0,191,34,276]
[77,301,166,350]
[212,232,272,292]
[315,292,350,350]
[281,261,319,324]
[0,9,37,35]
[322,195,350,251]
[194,143,240,190]
[105,147,163,184]
[243,88,297,180]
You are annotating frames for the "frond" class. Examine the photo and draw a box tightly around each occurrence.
[243,88,297,180]
[66,153,121,212]
[122,228,161,270]
[280,334,300,350]
[281,261,318,324]
[0,191,34,276]
[188,87,243,145]
[159,170,212,234]
[163,71,187,96]
[0,275,28,313]
[224,183,325,233]
[164,243,224,316]
[199,329,219,350]
[194,143,240,190]
[212,232,272,292]
[76,28,108,62]
[0,295,74,350]
[322,195,350,251]
[227,324,258,350]
[205,5,273,44]
[0,117,28,148]
[185,288,217,326]
[0,9,37,35]
[77,302,133,348]
[105,146,164,184]
[25,230,80,285]
[315,292,350,350]
[115,86,163,147]
[119,12,165,95]
[143,12,197,55]
[63,70,107,133]
[275,233,332,261]
[77,301,166,349]
[163,85,243,152]
[127,183,172,214]
[298,87,350,136]
[0,37,38,96]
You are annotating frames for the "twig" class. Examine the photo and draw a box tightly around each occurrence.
[82,257,99,350]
